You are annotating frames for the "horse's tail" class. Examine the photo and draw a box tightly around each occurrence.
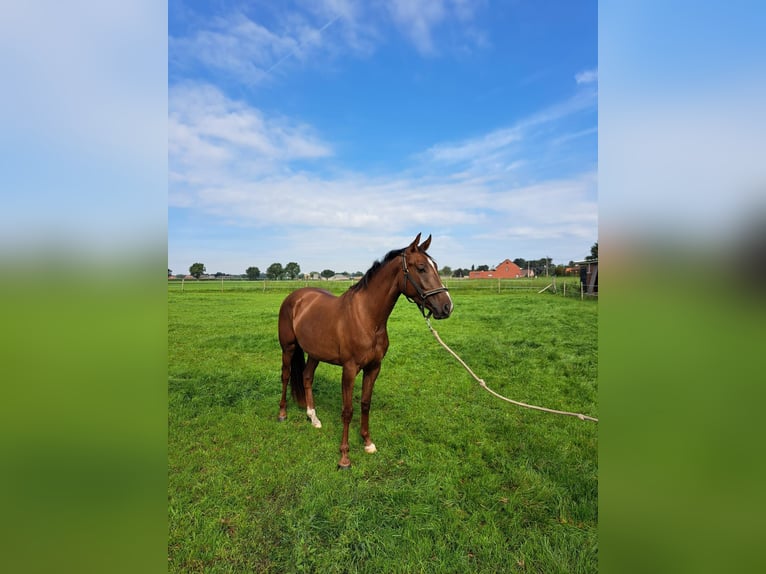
[290,342,307,408]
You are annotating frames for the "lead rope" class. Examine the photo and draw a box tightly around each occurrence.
[425,317,598,423]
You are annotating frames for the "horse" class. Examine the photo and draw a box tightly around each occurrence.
[277,233,454,468]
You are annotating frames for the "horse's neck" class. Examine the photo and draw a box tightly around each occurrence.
[351,259,402,328]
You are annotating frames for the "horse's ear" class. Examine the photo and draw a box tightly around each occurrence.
[419,234,432,252]
[408,233,422,250]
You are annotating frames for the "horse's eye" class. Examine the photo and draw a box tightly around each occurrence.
[417,266,426,273]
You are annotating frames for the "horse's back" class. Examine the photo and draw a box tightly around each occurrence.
[280,287,336,316]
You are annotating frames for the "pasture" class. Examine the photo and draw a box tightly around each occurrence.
[168,281,597,573]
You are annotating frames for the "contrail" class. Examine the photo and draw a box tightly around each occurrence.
[265,14,342,75]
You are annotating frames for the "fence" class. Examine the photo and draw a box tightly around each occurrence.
[537,276,599,300]
[169,276,597,300]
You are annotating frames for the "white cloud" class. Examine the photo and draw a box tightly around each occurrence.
[169,82,596,271]
[421,86,597,170]
[169,72,597,271]
[169,83,332,179]
[170,1,487,83]
[386,0,447,55]
[424,126,522,164]
[170,10,347,84]
[575,68,598,84]
[385,0,485,56]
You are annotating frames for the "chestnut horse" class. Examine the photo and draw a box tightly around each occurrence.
[278,233,453,468]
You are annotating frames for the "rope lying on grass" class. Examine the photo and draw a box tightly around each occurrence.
[425,318,598,423]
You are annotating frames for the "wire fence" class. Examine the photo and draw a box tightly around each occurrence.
[168,276,597,300]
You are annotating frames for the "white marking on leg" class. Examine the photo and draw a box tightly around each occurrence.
[364,443,377,454]
[306,408,322,428]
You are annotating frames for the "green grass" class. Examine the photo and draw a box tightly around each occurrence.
[169,287,597,573]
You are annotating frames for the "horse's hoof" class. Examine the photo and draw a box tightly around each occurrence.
[364,443,377,454]
[306,413,322,428]
[337,463,352,471]
[277,415,287,422]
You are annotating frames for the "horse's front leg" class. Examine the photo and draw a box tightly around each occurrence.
[360,363,381,454]
[338,364,358,469]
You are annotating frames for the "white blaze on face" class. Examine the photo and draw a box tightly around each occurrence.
[428,254,453,313]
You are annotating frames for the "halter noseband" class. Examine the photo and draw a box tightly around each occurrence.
[401,252,449,318]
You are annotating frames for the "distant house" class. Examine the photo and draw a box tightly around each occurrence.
[469,259,525,279]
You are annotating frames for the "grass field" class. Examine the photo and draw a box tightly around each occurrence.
[168,283,597,573]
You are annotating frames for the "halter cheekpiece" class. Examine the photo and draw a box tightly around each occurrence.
[401,251,449,318]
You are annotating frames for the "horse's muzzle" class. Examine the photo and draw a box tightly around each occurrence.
[428,294,453,320]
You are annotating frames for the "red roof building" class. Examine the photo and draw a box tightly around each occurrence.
[468,259,525,279]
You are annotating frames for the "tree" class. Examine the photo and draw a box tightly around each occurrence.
[189,262,205,279]
[284,262,301,280]
[321,269,335,279]
[476,264,490,272]
[245,266,260,281]
[168,268,172,277]
[439,265,452,277]
[266,263,284,280]
[586,242,598,261]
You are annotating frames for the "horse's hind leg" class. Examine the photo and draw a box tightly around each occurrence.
[303,357,322,428]
[278,346,292,422]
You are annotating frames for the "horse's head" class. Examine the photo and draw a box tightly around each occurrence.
[401,233,454,320]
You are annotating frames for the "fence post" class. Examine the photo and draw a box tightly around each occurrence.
[181,278,184,292]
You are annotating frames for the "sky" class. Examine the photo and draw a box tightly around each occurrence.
[169,0,597,276]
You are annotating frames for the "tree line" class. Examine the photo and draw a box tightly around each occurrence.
[169,262,301,280]
[170,243,597,281]
[170,261,349,281]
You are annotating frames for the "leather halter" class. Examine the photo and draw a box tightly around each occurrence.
[401,252,449,318]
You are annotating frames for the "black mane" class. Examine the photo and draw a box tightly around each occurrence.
[348,248,405,292]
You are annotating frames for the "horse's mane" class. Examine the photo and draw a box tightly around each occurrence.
[348,248,404,292]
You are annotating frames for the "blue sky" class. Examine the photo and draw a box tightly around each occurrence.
[168,0,597,275]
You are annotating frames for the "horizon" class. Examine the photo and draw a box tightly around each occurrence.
[168,250,592,278]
